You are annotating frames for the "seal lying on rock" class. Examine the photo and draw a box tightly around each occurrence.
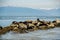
[10,21,19,30]
[25,20,32,23]
[52,19,60,27]
[38,26,48,30]
[12,21,19,24]
[0,19,60,34]
[18,23,27,29]
[47,22,55,28]
[18,23,28,33]
[27,23,38,31]
[52,19,60,24]
[55,19,60,23]
[12,27,20,33]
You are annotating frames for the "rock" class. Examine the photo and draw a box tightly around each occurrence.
[28,23,35,27]
[52,21,56,23]
[0,26,12,35]
[37,22,41,26]
[47,23,55,28]
[53,19,60,23]
[37,18,45,23]
[12,27,20,33]
[0,26,3,30]
[39,20,45,24]
[28,29,34,32]
[39,23,48,26]
[27,23,38,31]
[19,21,23,23]
[12,21,19,24]
[56,19,60,23]
[10,24,19,28]
[56,23,60,27]
[38,26,48,30]
[25,20,32,23]
[32,20,38,25]
[52,19,60,27]
[37,18,40,22]
[0,19,60,34]
[24,30,29,33]
[18,23,27,29]
[27,23,34,29]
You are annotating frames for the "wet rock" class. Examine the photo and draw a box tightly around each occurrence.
[39,23,48,26]
[47,23,55,28]
[25,20,32,23]
[10,24,19,28]
[18,23,27,29]
[12,27,20,33]
[37,22,41,26]
[38,26,48,30]
[52,21,56,23]
[0,26,12,35]
[27,23,35,29]
[56,23,60,27]
[0,26,3,30]
[27,29,34,32]
[0,19,60,34]
[10,23,28,33]
[53,19,60,23]
[32,20,38,25]
[12,21,19,24]
[56,19,60,23]
[27,23,38,31]
[52,19,60,27]
[19,21,23,23]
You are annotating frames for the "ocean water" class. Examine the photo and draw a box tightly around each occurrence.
[0,16,60,40]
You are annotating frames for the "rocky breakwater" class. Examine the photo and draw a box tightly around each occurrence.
[0,19,60,35]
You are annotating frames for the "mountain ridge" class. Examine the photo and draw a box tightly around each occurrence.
[0,7,60,16]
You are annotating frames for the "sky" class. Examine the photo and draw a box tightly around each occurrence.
[0,0,60,10]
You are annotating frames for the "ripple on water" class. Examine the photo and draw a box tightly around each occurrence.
[0,28,60,40]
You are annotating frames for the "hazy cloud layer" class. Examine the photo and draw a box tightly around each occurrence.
[0,0,60,10]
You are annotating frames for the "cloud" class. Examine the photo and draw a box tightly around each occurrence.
[0,0,60,10]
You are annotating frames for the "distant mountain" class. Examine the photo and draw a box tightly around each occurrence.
[0,7,60,16]
[43,9,60,16]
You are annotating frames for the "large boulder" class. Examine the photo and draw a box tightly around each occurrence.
[55,19,60,23]
[10,24,19,28]
[18,23,27,29]
[47,23,55,28]
[32,20,38,25]
[52,19,60,27]
[37,22,42,26]
[52,19,60,23]
[27,23,38,31]
[12,27,20,33]
[27,23,34,29]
